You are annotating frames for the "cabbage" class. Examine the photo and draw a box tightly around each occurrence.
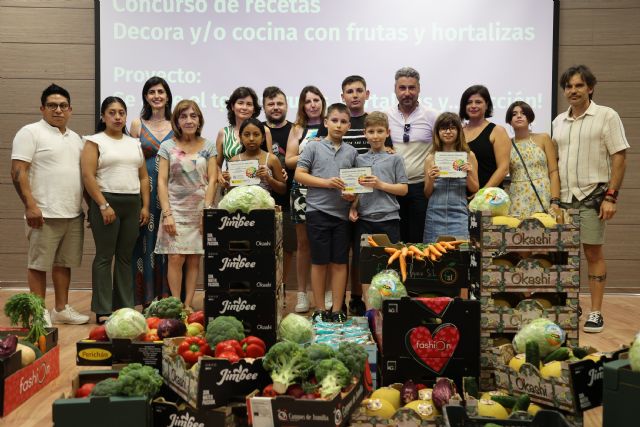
[512,318,565,358]
[630,333,640,372]
[278,313,314,344]
[367,269,407,310]
[219,185,275,213]
[469,187,511,216]
[105,308,148,340]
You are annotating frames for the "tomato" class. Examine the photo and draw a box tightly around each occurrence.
[75,383,96,398]
[146,317,161,330]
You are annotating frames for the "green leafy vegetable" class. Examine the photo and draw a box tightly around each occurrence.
[105,308,148,340]
[262,341,312,394]
[118,363,163,397]
[278,313,314,344]
[314,358,352,398]
[205,316,245,347]
[144,297,185,319]
[4,293,48,344]
[219,185,275,213]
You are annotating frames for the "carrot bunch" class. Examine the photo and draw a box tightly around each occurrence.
[381,240,467,281]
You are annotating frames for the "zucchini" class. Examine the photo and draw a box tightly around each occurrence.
[463,376,479,399]
[544,347,571,364]
[571,346,592,359]
[484,424,502,427]
[18,340,43,359]
[525,340,540,368]
[490,395,517,409]
[512,394,530,412]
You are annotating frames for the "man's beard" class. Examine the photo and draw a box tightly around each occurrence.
[266,114,286,126]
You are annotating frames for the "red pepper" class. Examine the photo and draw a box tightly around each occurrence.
[217,350,240,363]
[215,340,244,357]
[177,336,211,365]
[241,336,266,353]
[146,317,161,330]
[262,384,278,397]
[244,343,265,358]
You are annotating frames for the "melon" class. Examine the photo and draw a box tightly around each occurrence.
[371,387,401,410]
[404,399,438,420]
[364,398,395,419]
[630,333,640,372]
[478,399,509,419]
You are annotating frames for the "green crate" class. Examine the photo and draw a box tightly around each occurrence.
[603,359,640,427]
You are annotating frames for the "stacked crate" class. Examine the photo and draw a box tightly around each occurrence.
[468,210,581,390]
[202,208,284,348]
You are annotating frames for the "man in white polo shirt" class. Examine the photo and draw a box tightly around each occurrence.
[11,84,90,325]
[386,67,438,243]
[553,65,629,333]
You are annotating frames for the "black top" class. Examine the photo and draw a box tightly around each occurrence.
[264,121,293,210]
[468,122,500,188]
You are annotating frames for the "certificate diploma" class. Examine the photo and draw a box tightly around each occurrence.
[228,159,261,186]
[435,152,468,178]
[340,167,373,194]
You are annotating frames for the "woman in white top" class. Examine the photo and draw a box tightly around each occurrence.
[81,96,150,323]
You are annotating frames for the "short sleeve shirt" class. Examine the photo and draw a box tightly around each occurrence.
[11,119,84,218]
[297,139,358,220]
[84,132,144,194]
[355,151,408,222]
[552,101,630,202]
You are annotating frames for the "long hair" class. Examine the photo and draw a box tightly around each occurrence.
[238,117,266,153]
[431,112,469,153]
[295,85,326,128]
[140,76,172,120]
[225,87,261,125]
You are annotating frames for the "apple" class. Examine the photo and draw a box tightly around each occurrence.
[88,325,109,341]
[187,322,204,337]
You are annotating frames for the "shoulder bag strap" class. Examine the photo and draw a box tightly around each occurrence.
[511,138,547,213]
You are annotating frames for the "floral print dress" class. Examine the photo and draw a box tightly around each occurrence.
[155,139,216,254]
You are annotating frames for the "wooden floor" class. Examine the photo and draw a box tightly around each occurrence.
[0,289,637,426]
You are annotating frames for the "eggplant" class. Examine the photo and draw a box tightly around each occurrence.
[0,334,19,358]
[401,379,418,405]
[432,378,456,411]
[157,318,187,338]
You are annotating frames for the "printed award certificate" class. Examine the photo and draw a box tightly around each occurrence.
[435,152,468,178]
[228,159,261,186]
[340,167,373,194]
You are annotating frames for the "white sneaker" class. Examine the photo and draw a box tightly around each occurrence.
[324,291,333,310]
[295,292,310,313]
[43,309,52,328]
[51,304,90,325]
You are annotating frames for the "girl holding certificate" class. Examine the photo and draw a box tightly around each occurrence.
[222,118,286,195]
[423,112,479,243]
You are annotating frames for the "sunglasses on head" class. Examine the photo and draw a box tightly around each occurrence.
[403,123,411,142]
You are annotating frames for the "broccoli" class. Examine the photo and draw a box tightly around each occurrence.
[118,363,163,397]
[205,316,245,347]
[262,341,312,394]
[336,341,369,378]
[314,358,352,398]
[145,296,184,319]
[90,378,122,397]
[306,343,336,366]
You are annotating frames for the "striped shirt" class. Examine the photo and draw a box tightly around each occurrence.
[552,101,629,202]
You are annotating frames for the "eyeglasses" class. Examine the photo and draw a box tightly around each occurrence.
[403,123,411,143]
[438,126,457,133]
[44,102,70,111]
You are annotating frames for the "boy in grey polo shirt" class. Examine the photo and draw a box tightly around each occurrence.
[295,103,358,323]
[349,112,409,288]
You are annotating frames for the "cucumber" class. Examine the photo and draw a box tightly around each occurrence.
[525,340,540,368]
[490,395,517,409]
[484,424,501,427]
[18,340,43,359]
[463,376,479,399]
[512,394,530,412]
[571,346,592,359]
[544,347,571,364]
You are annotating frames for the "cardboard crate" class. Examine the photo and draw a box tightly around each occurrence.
[491,344,626,414]
[204,208,282,252]
[471,254,580,293]
[204,248,283,291]
[52,370,150,427]
[204,287,285,348]
[480,298,579,334]
[162,337,270,409]
[359,242,470,293]
[0,328,59,417]
[379,298,480,390]
[350,405,437,426]
[603,358,640,427]
[469,211,580,251]
[248,375,366,427]
[443,405,572,427]
[76,338,163,371]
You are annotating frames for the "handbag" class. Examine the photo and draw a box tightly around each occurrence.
[511,138,547,213]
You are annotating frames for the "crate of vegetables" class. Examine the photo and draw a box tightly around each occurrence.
[162,317,271,409]
[52,369,156,427]
[1,293,60,417]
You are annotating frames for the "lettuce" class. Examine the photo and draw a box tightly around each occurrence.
[469,187,511,216]
[219,185,275,213]
[278,313,314,344]
[105,308,148,340]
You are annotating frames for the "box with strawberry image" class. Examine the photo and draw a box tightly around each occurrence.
[379,297,480,391]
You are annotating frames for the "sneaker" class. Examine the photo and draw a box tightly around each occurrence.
[312,309,330,323]
[331,310,348,323]
[583,311,604,333]
[51,304,90,325]
[324,291,333,310]
[295,292,310,313]
[349,297,367,316]
[43,309,52,328]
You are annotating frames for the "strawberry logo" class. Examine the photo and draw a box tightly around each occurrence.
[406,324,460,373]
[415,297,453,316]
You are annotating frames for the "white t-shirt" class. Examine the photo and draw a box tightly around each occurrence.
[11,119,84,218]
[83,132,144,194]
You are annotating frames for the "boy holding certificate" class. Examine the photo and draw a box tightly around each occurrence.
[295,103,358,322]
[349,112,409,290]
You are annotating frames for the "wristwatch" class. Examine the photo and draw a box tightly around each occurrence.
[99,203,110,211]
[606,189,619,199]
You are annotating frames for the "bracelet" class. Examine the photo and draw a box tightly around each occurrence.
[604,196,617,204]
[550,197,560,205]
[162,210,172,218]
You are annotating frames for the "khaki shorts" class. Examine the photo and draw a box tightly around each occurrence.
[26,215,84,271]
[561,199,605,245]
